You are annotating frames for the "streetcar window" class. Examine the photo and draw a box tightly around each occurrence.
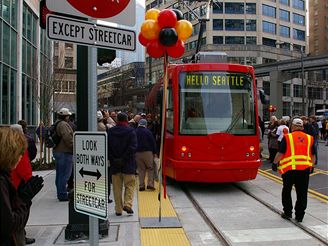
[167,85,174,133]
[178,71,256,135]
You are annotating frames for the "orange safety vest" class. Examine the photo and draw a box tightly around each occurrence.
[278,131,313,174]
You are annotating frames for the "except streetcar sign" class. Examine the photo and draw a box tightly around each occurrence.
[74,132,108,220]
[47,15,136,51]
[46,0,135,26]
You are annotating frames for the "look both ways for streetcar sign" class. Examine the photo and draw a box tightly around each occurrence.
[74,132,108,220]
[47,15,136,51]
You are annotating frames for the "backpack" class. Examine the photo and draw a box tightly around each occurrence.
[45,121,62,148]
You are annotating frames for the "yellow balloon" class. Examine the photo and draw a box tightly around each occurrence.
[145,8,160,21]
[175,20,193,41]
[141,20,160,40]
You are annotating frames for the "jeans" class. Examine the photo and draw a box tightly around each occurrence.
[53,152,73,200]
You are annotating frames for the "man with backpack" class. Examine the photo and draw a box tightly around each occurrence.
[53,108,74,201]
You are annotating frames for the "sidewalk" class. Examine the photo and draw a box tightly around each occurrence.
[26,170,140,245]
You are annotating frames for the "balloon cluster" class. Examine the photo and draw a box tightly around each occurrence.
[139,8,193,59]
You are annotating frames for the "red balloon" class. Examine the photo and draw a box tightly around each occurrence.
[157,9,177,29]
[147,39,166,58]
[167,40,185,58]
[138,33,149,47]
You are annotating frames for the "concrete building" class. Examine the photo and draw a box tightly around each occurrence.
[53,42,77,113]
[145,0,307,83]
[309,0,328,56]
[0,0,52,125]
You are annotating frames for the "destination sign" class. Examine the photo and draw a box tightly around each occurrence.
[180,72,251,90]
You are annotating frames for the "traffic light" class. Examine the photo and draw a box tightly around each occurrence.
[97,48,116,66]
[39,0,52,29]
[268,105,277,112]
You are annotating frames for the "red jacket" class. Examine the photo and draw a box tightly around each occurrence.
[10,150,33,189]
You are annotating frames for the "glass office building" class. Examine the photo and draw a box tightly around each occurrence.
[0,0,52,125]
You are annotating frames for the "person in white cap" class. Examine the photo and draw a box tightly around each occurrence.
[273,118,315,222]
[135,119,157,191]
[53,107,74,201]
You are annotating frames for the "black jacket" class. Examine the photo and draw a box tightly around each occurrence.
[135,127,157,154]
[107,124,137,175]
[0,170,31,246]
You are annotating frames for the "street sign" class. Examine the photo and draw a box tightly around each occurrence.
[46,0,135,26]
[74,132,108,220]
[47,15,136,51]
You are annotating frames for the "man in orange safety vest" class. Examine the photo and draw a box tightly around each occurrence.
[272,118,315,223]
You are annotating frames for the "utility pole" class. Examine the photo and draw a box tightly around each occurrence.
[301,47,305,114]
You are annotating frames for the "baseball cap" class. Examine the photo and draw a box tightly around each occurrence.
[138,119,147,127]
[58,107,72,116]
[292,118,303,127]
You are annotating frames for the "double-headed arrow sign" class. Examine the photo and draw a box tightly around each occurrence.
[79,167,102,180]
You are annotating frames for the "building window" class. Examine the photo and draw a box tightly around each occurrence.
[213,2,223,14]
[283,83,290,96]
[245,57,257,65]
[246,37,257,44]
[213,19,223,30]
[262,21,276,34]
[246,3,256,14]
[262,38,277,47]
[65,56,73,68]
[279,9,290,22]
[225,2,244,14]
[293,84,303,97]
[293,13,305,26]
[225,36,244,44]
[246,20,256,31]
[283,102,291,116]
[308,87,323,99]
[293,0,305,10]
[225,19,244,31]
[293,28,305,41]
[213,36,223,44]
[293,102,302,115]
[280,25,290,37]
[262,4,276,18]
[280,0,289,6]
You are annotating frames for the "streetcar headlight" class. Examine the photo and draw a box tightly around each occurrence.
[181,146,187,152]
[249,146,255,152]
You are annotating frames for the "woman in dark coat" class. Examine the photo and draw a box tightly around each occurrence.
[0,128,43,246]
[0,128,30,245]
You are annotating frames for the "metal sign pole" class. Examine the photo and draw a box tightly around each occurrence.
[88,32,98,246]
[158,53,169,222]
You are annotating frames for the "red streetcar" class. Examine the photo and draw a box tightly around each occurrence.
[154,52,261,183]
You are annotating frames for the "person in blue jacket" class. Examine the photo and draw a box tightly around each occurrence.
[135,119,157,191]
[107,112,137,216]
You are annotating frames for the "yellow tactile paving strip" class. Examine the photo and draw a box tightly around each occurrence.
[138,180,190,246]
[141,228,190,246]
[138,181,177,217]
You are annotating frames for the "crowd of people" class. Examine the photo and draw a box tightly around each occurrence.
[96,109,159,216]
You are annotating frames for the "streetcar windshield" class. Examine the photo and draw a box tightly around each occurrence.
[179,71,256,135]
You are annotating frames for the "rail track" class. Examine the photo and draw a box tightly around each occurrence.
[180,182,328,246]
